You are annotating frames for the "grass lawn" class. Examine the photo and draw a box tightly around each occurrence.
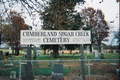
[0,48,119,60]
[0,49,119,78]
[5,52,119,60]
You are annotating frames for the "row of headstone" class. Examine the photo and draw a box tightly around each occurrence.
[92,46,105,59]
[0,47,12,58]
[23,49,41,59]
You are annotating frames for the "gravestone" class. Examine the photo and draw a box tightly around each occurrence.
[87,45,90,54]
[0,51,4,60]
[62,51,64,55]
[9,46,12,54]
[60,52,62,55]
[10,71,16,80]
[85,56,87,60]
[114,50,117,53]
[47,49,50,55]
[51,64,64,80]
[116,69,120,80]
[12,55,15,58]
[4,63,14,68]
[100,47,105,59]
[21,63,27,80]
[37,50,41,56]
[48,51,53,67]
[93,50,99,59]
[100,52,105,59]
[101,48,105,54]
[92,47,94,53]
[58,58,64,63]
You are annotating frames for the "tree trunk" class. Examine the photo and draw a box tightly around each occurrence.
[12,46,14,55]
[70,50,72,54]
[33,46,36,60]
[15,47,19,56]
[90,44,92,52]
[53,45,59,58]
[44,49,46,55]
[98,42,101,52]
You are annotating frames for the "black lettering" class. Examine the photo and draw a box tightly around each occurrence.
[43,38,47,42]
[35,32,39,36]
[29,32,34,36]
[23,32,26,36]
[86,32,89,36]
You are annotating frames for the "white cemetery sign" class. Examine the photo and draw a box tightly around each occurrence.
[20,30,91,44]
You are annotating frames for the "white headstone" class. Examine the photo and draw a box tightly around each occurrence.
[101,48,105,54]
[10,71,16,80]
[37,50,41,56]
[60,53,62,55]
[85,56,87,60]
[114,50,117,53]
[94,50,99,57]
[92,47,94,53]
[62,51,64,55]
[87,45,90,54]
[9,46,12,54]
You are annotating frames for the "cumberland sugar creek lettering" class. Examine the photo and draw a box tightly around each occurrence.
[22,31,89,43]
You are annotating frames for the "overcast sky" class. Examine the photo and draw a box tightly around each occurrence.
[84,0,119,30]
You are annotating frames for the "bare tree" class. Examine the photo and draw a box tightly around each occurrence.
[80,7,109,52]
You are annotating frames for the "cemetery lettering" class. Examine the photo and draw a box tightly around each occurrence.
[43,38,70,43]
[23,31,89,37]
[21,30,91,44]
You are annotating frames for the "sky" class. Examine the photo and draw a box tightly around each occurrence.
[83,0,119,30]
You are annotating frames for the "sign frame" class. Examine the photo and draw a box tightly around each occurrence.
[20,30,91,45]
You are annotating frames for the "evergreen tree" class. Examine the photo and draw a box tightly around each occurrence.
[41,0,84,58]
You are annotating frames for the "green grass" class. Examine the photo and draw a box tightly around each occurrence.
[1,48,119,60]
[0,67,19,77]
[6,52,120,60]
[0,53,119,77]
[34,68,73,76]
